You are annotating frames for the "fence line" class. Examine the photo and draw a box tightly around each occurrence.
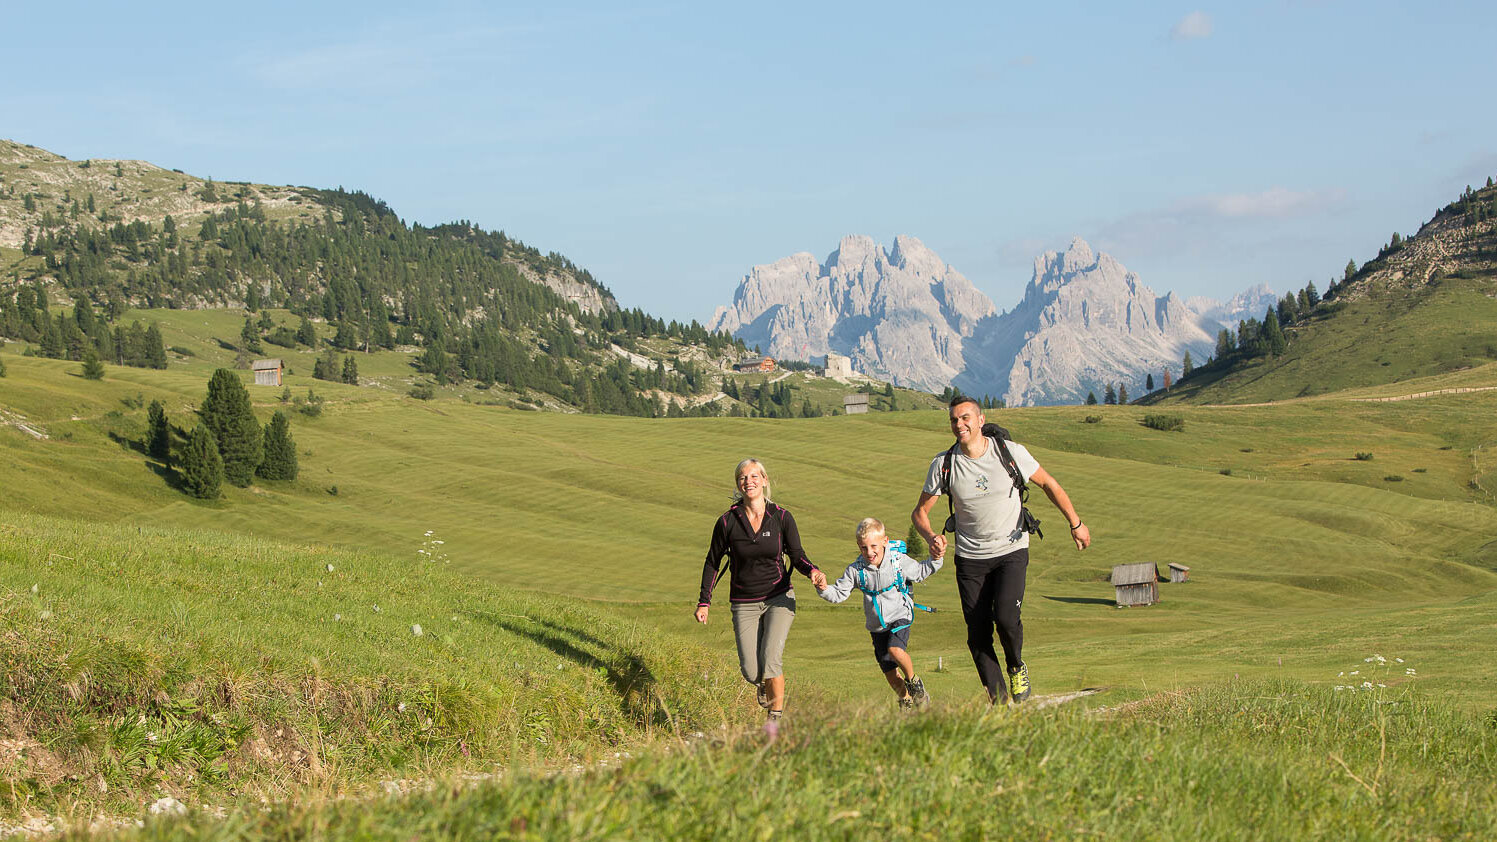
[1351,386,1497,403]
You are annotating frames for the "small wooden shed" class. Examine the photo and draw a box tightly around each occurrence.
[251,358,283,386]
[1111,563,1160,607]
[1168,563,1191,583]
[843,393,870,415]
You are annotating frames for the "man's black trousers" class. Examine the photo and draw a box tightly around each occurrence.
[954,547,1028,699]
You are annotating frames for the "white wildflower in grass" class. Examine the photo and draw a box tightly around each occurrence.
[334,613,341,622]
[412,624,423,636]
[147,732,159,743]
[1406,668,1416,675]
[38,609,52,620]
[30,584,38,594]
[397,703,406,712]
[373,604,380,613]
[1396,658,1404,663]
[1349,670,1359,675]
[424,531,433,537]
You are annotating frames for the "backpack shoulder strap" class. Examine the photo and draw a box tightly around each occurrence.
[989,435,1027,498]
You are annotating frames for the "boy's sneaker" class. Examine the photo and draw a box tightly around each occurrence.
[1008,663,1031,703]
[906,676,930,707]
[755,683,771,709]
[766,709,783,722]
[898,697,915,711]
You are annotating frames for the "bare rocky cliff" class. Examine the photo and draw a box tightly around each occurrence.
[708,235,996,392]
[956,238,1217,405]
[713,235,1234,405]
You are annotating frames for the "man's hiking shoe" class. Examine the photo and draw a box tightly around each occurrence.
[899,697,915,711]
[755,683,771,709]
[766,709,783,722]
[1008,663,1031,703]
[906,676,930,707]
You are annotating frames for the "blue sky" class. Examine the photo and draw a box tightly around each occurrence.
[7,1,1495,322]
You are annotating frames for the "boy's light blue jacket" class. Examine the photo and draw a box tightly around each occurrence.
[817,548,943,632]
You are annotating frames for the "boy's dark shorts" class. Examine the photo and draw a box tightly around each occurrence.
[870,624,912,672]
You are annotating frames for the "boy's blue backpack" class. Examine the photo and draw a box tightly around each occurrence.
[852,540,934,633]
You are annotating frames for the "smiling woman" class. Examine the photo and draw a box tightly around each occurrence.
[695,458,827,726]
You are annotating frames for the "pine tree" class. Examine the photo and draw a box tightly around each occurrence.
[201,369,262,487]
[0,352,6,378]
[1263,308,1287,356]
[1343,260,1357,281]
[297,315,318,347]
[1118,383,1129,404]
[1104,384,1117,405]
[1146,373,1155,392]
[179,423,224,499]
[241,316,263,354]
[904,524,927,559]
[147,399,171,462]
[1085,391,1098,405]
[81,350,105,380]
[145,323,167,369]
[341,355,359,385]
[256,411,298,481]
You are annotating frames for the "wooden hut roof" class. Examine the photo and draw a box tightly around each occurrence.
[1110,563,1160,586]
[1168,563,1191,572]
[251,358,283,371]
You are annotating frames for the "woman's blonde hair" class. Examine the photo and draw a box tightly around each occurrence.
[854,517,886,541]
[733,458,772,502]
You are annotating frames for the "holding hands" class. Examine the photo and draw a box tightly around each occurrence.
[810,568,828,592]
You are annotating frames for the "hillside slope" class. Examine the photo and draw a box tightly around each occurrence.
[1153,180,1497,404]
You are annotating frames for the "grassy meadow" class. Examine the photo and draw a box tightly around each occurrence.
[3,312,1497,837]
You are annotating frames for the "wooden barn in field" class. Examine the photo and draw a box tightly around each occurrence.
[843,393,870,415]
[251,358,283,386]
[1111,563,1161,607]
[1168,563,1191,583]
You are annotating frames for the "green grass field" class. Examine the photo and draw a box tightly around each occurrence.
[1159,275,1497,405]
[3,312,1497,837]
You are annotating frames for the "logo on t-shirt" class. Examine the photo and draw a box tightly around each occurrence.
[975,474,990,492]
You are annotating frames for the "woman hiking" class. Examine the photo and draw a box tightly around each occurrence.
[696,458,827,725]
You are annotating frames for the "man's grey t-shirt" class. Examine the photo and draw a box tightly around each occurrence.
[923,437,1041,558]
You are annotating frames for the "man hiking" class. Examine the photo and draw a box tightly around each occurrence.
[911,396,1091,704]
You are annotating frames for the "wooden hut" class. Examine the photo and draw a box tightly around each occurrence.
[1110,563,1160,607]
[843,393,870,415]
[1168,563,1191,583]
[251,358,283,387]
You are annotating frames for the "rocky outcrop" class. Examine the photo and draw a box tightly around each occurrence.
[712,235,1243,406]
[708,235,996,392]
[956,238,1217,406]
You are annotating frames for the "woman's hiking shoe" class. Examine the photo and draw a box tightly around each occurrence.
[756,683,771,709]
[766,709,783,722]
[906,676,930,707]
[1008,663,1031,703]
[899,697,915,711]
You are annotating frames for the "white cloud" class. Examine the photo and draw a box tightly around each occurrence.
[1190,187,1346,219]
[1170,11,1214,40]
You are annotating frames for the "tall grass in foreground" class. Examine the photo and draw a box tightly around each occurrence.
[0,512,748,817]
[112,680,1497,841]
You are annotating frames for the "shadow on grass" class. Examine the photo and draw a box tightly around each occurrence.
[1042,595,1116,607]
[466,610,669,730]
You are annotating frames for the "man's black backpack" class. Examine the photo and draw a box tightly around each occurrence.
[939,422,1043,539]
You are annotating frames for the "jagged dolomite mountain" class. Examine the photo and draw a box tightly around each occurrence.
[708,235,997,392]
[955,238,1217,406]
[712,235,1231,406]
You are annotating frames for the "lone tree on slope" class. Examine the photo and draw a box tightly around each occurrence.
[147,399,171,463]
[256,410,299,481]
[179,422,224,500]
[201,369,262,487]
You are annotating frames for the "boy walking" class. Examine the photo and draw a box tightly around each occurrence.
[816,517,944,709]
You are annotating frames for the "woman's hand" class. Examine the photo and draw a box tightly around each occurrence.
[694,605,710,624]
[809,569,828,590]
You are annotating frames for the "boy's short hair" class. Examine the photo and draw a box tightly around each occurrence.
[854,517,886,541]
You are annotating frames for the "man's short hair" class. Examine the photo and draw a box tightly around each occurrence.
[948,395,982,413]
